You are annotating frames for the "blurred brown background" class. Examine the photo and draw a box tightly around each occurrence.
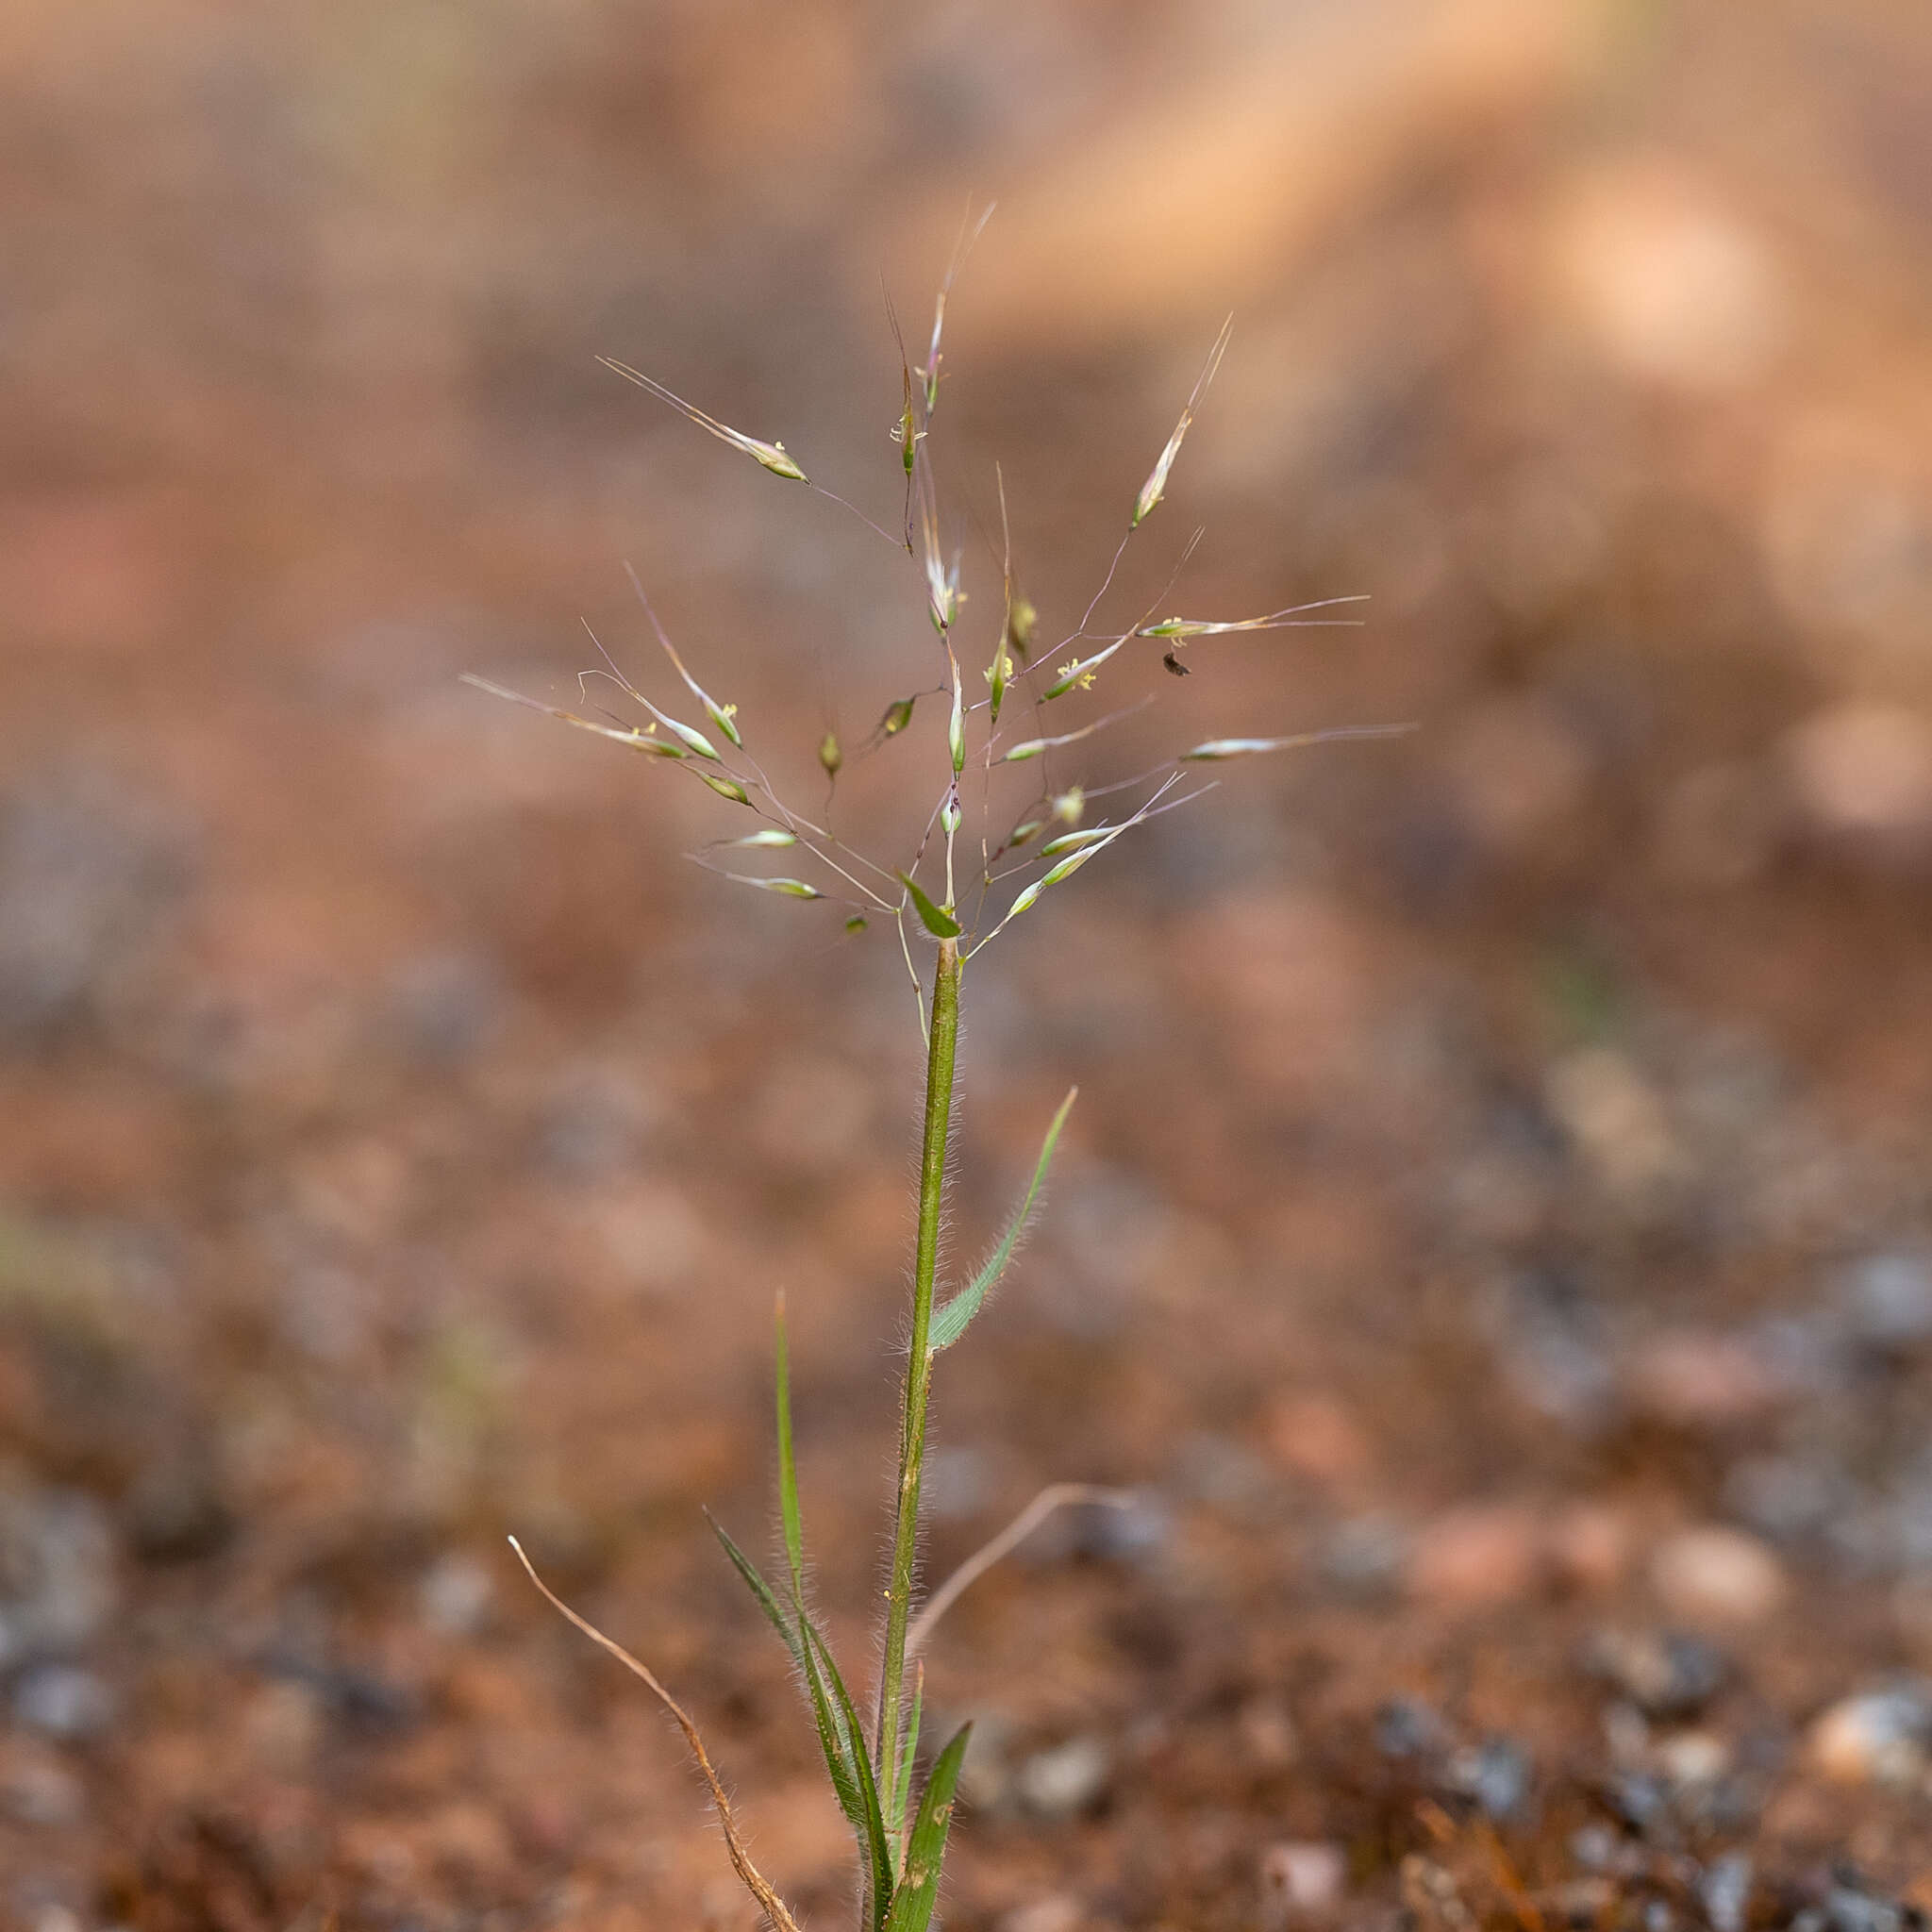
[4,2,1932,1927]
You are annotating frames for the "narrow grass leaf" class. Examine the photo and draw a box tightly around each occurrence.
[898,874,961,939]
[929,1088,1075,1353]
[706,1513,800,1658]
[803,1622,894,1928]
[711,1507,888,1917]
[599,358,808,482]
[881,1724,972,1932]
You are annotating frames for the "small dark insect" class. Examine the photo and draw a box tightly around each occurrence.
[1162,649,1190,677]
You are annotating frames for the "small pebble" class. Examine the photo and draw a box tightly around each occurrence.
[1259,1841,1346,1923]
[1548,1878,1618,1925]
[1409,1502,1542,1608]
[1587,1627,1728,1718]
[1447,1737,1533,1822]
[1700,1852,1754,1932]
[1548,1502,1631,1593]
[1841,1252,1932,1348]
[1809,1683,1932,1785]
[1015,1736,1109,1820]
[1374,1699,1444,1760]
[1649,1526,1787,1626]
[13,1665,114,1740]
[2,1756,86,1826]
[419,1552,494,1636]
[1625,1331,1786,1426]
[1567,1824,1623,1873]
[1824,1886,1907,1932]
[1655,1729,1730,1788]
[1321,1517,1408,1600]
[999,1899,1084,1932]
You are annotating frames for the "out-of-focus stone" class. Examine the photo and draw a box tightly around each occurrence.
[1262,1391,1374,1489]
[1552,159,1788,391]
[0,1483,119,1660]
[1546,1049,1676,1196]
[1655,1729,1730,1790]
[999,1899,1085,1932]
[1015,1736,1110,1820]
[1321,1517,1408,1601]
[1548,1502,1631,1593]
[13,1665,114,1740]
[1625,1330,1788,1427]
[0,1747,85,1826]
[1649,1527,1787,1626]
[1786,703,1932,842]
[418,1551,494,1636]
[1260,1841,1346,1924]
[1657,761,1783,887]
[1700,1852,1754,1932]
[1440,693,1592,855]
[1237,1693,1300,1771]
[1809,1683,1932,1786]
[1409,1502,1543,1608]
[1587,1628,1728,1720]
[1840,1252,1932,1348]
[1447,1737,1533,1822]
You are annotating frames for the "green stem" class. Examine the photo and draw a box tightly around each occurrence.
[876,936,961,1835]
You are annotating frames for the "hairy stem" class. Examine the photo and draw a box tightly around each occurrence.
[877,936,961,1834]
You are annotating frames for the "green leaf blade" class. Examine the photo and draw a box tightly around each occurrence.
[707,1513,801,1661]
[881,1724,972,1932]
[898,873,962,940]
[803,1623,895,1929]
[928,1088,1076,1354]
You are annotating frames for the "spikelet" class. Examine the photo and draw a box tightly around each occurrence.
[1181,724,1415,761]
[599,358,808,483]
[1131,315,1232,528]
[721,874,822,899]
[1138,595,1369,641]
[1043,632,1129,701]
[458,675,687,758]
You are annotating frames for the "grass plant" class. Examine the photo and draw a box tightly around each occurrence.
[473,216,1408,1932]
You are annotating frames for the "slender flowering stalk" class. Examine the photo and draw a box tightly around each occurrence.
[876,936,960,1823]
